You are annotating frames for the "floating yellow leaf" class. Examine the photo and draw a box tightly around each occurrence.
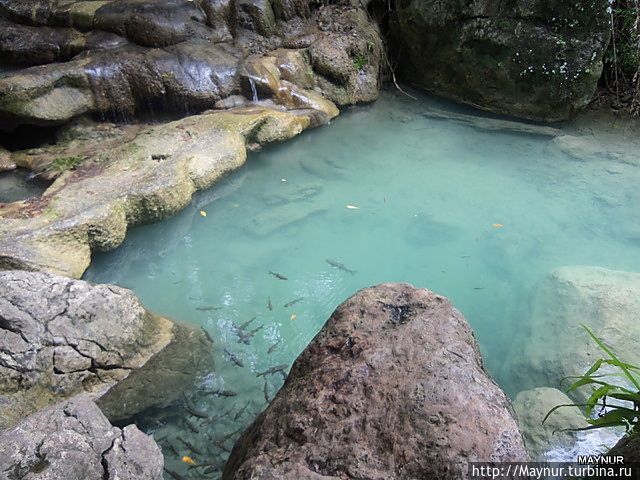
[290,313,297,321]
[492,223,504,228]
[199,210,207,217]
[345,205,359,210]
[182,456,196,465]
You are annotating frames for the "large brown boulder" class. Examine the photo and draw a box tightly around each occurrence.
[223,283,529,480]
[390,0,610,121]
[0,395,164,480]
[0,270,214,428]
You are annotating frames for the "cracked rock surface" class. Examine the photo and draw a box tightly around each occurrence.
[0,395,163,480]
[223,283,529,480]
[0,270,214,429]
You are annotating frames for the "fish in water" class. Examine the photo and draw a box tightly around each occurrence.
[200,327,214,344]
[164,468,187,480]
[237,324,263,345]
[256,364,288,380]
[184,417,200,434]
[269,271,288,280]
[326,259,355,274]
[223,347,244,368]
[283,297,303,308]
[182,455,196,465]
[209,388,237,397]
[267,296,273,311]
[196,305,220,311]
[235,316,256,332]
[177,435,204,456]
[263,380,271,403]
[233,401,252,421]
[183,394,208,419]
[164,440,181,456]
[267,339,281,354]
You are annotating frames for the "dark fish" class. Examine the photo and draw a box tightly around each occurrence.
[165,440,181,456]
[263,380,270,403]
[164,468,187,480]
[237,324,264,345]
[213,439,231,453]
[177,435,204,455]
[473,287,485,290]
[269,271,288,280]
[210,388,237,397]
[267,296,273,311]
[267,339,281,354]
[233,401,251,421]
[223,347,244,367]
[184,417,200,434]
[221,426,243,442]
[283,297,303,308]
[326,259,355,274]
[256,364,288,380]
[461,255,471,258]
[235,316,256,332]
[183,394,208,419]
[196,305,220,311]
[200,327,214,344]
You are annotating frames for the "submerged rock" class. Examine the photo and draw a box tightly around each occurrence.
[514,387,588,460]
[0,395,164,480]
[223,283,529,479]
[506,266,640,400]
[0,270,214,428]
[390,0,610,121]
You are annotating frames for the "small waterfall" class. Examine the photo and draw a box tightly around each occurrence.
[248,76,259,103]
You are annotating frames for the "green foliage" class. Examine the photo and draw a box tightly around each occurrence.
[544,325,640,434]
[49,156,83,173]
[605,2,639,77]
[353,54,368,71]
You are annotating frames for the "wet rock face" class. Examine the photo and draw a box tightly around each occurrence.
[391,0,610,121]
[0,395,164,480]
[0,0,383,129]
[0,270,214,428]
[223,283,529,480]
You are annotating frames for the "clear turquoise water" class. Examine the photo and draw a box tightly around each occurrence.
[84,90,640,475]
[0,169,48,203]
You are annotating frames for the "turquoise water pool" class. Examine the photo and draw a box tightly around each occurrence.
[84,89,640,476]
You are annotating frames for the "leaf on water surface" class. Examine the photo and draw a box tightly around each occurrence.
[199,210,207,217]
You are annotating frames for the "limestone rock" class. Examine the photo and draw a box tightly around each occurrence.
[0,146,15,172]
[507,266,640,401]
[223,283,529,480]
[0,270,214,428]
[0,105,324,278]
[391,0,610,121]
[514,387,588,460]
[0,395,164,480]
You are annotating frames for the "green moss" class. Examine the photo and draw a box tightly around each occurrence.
[353,54,368,71]
[50,156,83,173]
